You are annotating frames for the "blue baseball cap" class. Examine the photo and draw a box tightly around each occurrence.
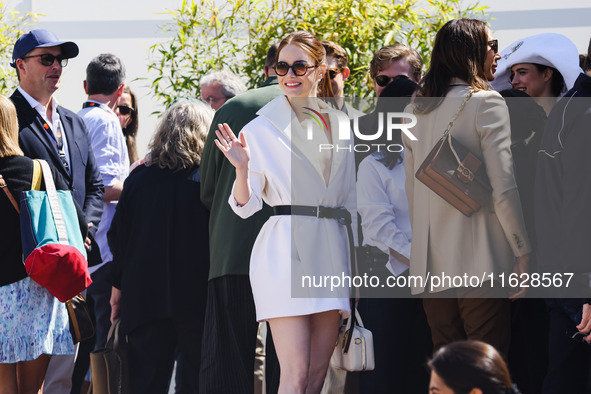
[11,29,79,68]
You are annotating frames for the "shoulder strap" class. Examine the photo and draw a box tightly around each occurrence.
[0,174,19,213]
[442,89,474,138]
[31,159,42,191]
[37,159,69,245]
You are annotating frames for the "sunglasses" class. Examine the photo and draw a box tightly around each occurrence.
[328,68,343,79]
[488,39,499,54]
[117,105,134,116]
[275,61,317,77]
[565,330,591,346]
[376,74,412,87]
[375,74,395,87]
[21,53,68,67]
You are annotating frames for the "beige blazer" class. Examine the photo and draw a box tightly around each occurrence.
[402,81,531,295]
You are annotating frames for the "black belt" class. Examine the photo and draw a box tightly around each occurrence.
[271,205,353,254]
[272,205,355,285]
[273,204,357,352]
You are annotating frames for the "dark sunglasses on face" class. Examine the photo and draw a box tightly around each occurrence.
[328,68,343,79]
[21,53,68,67]
[274,61,317,77]
[488,39,499,54]
[375,74,396,87]
[117,105,134,116]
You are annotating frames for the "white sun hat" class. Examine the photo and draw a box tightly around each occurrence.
[491,33,581,96]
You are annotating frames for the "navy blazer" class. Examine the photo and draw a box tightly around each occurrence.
[11,89,104,236]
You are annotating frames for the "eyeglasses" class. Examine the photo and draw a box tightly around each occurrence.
[328,68,343,79]
[117,105,134,116]
[21,54,68,67]
[488,39,499,54]
[274,61,317,77]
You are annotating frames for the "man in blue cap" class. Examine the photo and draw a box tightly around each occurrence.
[10,29,104,394]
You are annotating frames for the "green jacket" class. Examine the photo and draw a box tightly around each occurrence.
[200,77,282,279]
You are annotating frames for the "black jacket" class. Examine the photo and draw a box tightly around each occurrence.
[108,164,210,334]
[11,89,104,237]
[535,73,591,297]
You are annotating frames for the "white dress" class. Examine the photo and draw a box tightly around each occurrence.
[229,96,355,321]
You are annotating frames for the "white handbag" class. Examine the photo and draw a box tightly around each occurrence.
[330,308,375,371]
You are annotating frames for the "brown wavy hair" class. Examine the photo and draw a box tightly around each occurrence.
[147,100,213,171]
[416,19,492,113]
[121,85,139,163]
[276,31,334,98]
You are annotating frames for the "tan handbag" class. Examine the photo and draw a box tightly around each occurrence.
[88,319,130,394]
[415,90,492,216]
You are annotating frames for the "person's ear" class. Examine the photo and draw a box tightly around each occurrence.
[116,83,125,98]
[318,63,327,78]
[16,58,26,74]
[543,68,554,83]
[83,80,88,95]
[342,67,351,80]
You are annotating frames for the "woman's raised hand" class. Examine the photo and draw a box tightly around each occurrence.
[214,123,250,170]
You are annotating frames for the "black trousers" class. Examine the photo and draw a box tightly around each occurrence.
[199,275,280,394]
[542,298,590,394]
[127,317,203,394]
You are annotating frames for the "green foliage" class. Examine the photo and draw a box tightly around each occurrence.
[149,0,487,108]
[0,1,38,94]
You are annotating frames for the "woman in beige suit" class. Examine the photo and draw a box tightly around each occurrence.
[402,19,531,356]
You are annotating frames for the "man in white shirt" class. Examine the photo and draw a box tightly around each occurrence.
[78,53,129,357]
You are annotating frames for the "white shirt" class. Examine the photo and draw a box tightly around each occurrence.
[78,101,129,272]
[17,86,71,171]
[357,152,411,276]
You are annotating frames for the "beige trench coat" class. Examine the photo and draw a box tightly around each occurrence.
[402,81,531,295]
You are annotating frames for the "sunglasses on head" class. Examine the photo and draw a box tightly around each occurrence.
[117,105,134,116]
[274,61,317,77]
[21,53,68,67]
[488,39,499,54]
[328,68,343,79]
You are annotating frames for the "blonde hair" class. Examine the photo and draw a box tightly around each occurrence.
[0,95,23,157]
[147,100,213,171]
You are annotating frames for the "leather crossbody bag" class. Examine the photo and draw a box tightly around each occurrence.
[415,90,492,216]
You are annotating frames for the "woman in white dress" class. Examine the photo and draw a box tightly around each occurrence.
[214,31,355,393]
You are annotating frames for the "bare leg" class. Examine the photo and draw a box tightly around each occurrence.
[268,311,341,394]
[0,363,18,394]
[306,311,340,394]
[16,354,50,394]
[268,315,311,394]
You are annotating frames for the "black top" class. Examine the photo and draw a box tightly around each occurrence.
[535,73,591,297]
[0,155,71,286]
[108,164,210,335]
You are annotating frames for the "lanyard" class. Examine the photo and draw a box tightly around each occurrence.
[36,112,69,173]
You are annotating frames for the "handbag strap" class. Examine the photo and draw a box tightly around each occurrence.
[0,174,19,213]
[31,159,42,191]
[36,159,70,245]
[442,89,474,138]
